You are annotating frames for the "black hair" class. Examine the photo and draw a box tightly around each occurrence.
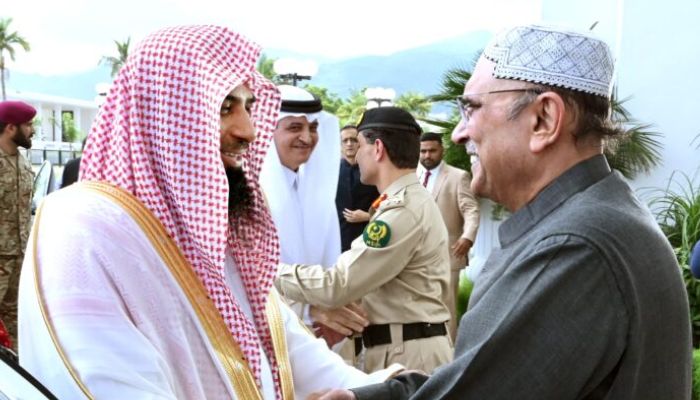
[361,127,420,168]
[420,132,443,144]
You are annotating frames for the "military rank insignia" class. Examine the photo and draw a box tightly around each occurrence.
[363,220,391,248]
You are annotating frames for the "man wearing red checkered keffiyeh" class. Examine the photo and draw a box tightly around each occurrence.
[16,25,401,400]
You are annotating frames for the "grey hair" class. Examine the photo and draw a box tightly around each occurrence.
[506,84,623,141]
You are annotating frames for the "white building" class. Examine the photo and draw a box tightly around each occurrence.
[540,0,699,191]
[6,89,99,166]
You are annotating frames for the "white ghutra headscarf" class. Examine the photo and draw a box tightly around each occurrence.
[260,85,341,267]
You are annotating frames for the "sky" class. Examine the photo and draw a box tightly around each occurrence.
[4,0,541,76]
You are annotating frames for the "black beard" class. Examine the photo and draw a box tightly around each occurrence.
[226,166,253,219]
[420,160,438,170]
[12,130,31,149]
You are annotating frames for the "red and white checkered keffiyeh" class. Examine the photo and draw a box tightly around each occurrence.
[80,25,283,396]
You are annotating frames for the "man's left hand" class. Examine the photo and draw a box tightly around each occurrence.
[343,209,370,223]
[451,238,473,259]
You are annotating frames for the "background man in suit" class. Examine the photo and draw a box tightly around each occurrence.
[417,132,479,339]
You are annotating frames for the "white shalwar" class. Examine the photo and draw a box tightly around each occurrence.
[18,188,399,399]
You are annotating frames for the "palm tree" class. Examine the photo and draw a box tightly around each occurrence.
[304,84,343,115]
[605,94,664,178]
[335,88,369,127]
[395,92,431,119]
[0,18,31,100]
[422,65,474,171]
[100,37,131,78]
[333,89,435,127]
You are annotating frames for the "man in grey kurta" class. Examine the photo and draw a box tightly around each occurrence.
[314,24,691,400]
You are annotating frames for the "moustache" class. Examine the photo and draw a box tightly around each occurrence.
[222,140,250,158]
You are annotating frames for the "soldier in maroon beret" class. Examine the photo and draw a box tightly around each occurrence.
[0,100,36,349]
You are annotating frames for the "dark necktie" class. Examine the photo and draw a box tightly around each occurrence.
[422,170,431,187]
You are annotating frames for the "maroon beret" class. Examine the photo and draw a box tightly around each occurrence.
[0,101,37,125]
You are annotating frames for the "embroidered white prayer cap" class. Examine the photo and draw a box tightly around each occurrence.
[483,24,615,98]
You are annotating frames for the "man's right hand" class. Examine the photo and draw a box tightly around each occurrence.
[306,389,356,400]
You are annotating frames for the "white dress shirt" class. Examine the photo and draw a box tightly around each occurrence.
[417,161,443,193]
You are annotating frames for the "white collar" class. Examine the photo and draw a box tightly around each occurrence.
[282,166,299,189]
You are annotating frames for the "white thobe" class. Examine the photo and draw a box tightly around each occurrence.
[260,111,342,268]
[18,188,399,399]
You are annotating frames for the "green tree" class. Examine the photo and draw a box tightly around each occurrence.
[423,65,474,172]
[61,113,83,143]
[303,84,343,115]
[100,37,131,78]
[256,53,282,84]
[335,88,368,127]
[0,18,30,100]
[333,89,435,127]
[395,91,431,119]
[605,94,664,178]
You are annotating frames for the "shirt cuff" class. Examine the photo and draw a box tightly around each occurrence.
[351,364,405,400]
[366,363,404,383]
[302,303,313,326]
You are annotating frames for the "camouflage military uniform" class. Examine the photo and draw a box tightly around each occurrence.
[0,147,33,348]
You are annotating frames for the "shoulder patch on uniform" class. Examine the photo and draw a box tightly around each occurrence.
[363,220,391,248]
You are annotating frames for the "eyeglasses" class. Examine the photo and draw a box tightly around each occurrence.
[456,88,543,122]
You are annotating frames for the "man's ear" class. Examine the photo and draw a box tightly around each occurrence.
[530,92,566,153]
[2,124,16,137]
[374,139,385,162]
